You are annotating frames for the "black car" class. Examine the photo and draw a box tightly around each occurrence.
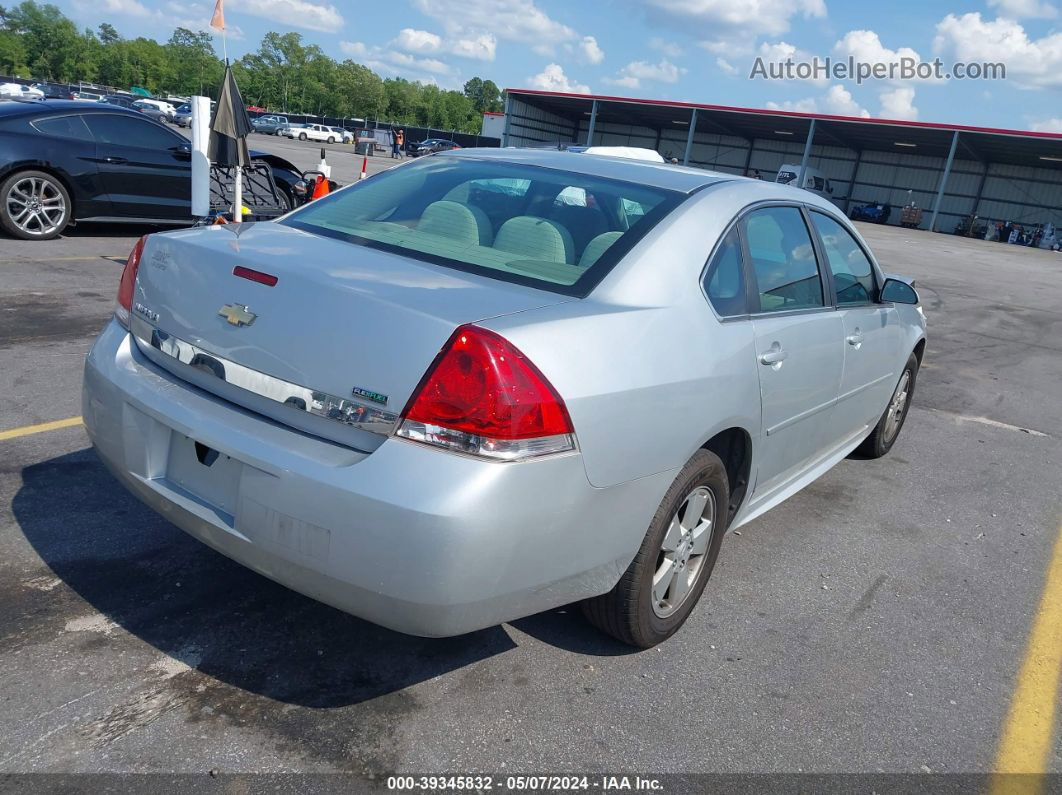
[0,100,309,240]
[35,83,69,100]
[411,138,461,157]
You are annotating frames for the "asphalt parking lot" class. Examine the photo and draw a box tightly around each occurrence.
[1,184,1060,779]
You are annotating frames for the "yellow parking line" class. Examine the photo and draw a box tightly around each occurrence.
[0,416,83,441]
[991,521,1062,794]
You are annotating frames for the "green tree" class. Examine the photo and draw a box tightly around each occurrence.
[463,76,502,114]
[97,21,118,45]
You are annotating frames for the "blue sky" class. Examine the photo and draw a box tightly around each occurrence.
[60,0,1062,132]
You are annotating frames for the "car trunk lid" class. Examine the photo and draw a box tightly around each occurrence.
[130,222,571,448]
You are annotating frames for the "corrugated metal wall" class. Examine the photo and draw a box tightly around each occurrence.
[508,96,1062,231]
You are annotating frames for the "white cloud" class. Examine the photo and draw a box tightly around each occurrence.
[879,86,918,120]
[393,28,442,53]
[414,0,579,57]
[341,40,454,84]
[97,0,151,17]
[755,40,828,83]
[766,84,871,117]
[933,12,1062,87]
[645,0,826,53]
[450,32,496,60]
[527,63,590,94]
[987,0,1057,18]
[604,59,686,89]
[650,37,685,57]
[716,57,738,75]
[578,35,605,64]
[1030,117,1062,131]
[230,0,343,33]
[832,29,939,83]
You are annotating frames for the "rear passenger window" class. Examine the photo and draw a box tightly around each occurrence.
[743,206,824,313]
[704,229,746,317]
[809,212,876,305]
[31,115,91,140]
[85,114,181,149]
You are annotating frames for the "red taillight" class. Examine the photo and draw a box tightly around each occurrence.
[233,265,278,286]
[397,325,575,460]
[114,235,148,328]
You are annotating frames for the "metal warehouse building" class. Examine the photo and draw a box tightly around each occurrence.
[501,88,1062,234]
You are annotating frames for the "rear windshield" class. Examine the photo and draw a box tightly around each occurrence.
[281,155,682,297]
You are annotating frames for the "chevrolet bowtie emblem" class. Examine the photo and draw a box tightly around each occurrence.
[218,303,257,327]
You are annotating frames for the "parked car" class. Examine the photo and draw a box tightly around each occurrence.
[251,114,289,135]
[82,148,926,647]
[282,122,344,143]
[69,90,103,102]
[327,125,354,144]
[135,98,176,119]
[100,94,139,110]
[172,102,215,128]
[133,101,169,123]
[33,82,68,99]
[411,138,460,156]
[0,100,311,240]
[0,82,43,100]
[850,201,892,224]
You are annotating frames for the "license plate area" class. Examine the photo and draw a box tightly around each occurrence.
[163,432,243,520]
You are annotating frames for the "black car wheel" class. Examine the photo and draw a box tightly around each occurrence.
[298,132,307,141]
[1,170,72,240]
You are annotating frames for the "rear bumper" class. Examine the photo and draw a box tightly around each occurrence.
[83,320,669,636]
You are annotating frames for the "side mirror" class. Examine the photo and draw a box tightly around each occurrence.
[880,277,919,304]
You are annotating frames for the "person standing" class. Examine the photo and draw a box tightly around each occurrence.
[391,128,400,159]
[396,129,405,158]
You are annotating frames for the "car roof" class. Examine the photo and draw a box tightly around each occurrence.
[441,147,733,193]
[0,99,147,117]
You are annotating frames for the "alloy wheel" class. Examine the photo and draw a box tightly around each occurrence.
[652,486,716,618]
[6,176,66,237]
[883,370,911,443]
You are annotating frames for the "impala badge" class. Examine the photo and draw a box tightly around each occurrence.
[218,303,257,327]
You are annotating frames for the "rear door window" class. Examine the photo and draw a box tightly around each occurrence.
[31,114,91,140]
[85,114,181,149]
[743,206,825,313]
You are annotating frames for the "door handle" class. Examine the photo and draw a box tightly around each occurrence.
[846,332,864,347]
[103,156,128,164]
[759,345,788,366]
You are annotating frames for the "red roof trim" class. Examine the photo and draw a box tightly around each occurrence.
[504,88,1062,142]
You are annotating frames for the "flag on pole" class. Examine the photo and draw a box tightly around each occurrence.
[209,0,225,31]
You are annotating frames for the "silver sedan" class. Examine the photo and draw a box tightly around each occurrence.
[82,148,926,647]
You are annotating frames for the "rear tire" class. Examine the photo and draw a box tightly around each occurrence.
[582,450,729,648]
[855,352,919,458]
[299,132,307,141]
[0,170,72,241]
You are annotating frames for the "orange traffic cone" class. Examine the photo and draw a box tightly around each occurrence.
[212,214,228,225]
[360,156,368,180]
[311,174,330,200]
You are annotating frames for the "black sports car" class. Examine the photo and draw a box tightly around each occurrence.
[0,99,310,240]
[411,138,461,157]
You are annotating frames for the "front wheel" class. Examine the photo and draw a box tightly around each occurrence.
[582,449,729,648]
[298,132,307,141]
[855,352,919,458]
[327,136,335,144]
[0,170,72,240]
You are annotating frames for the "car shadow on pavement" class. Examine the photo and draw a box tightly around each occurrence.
[12,447,519,709]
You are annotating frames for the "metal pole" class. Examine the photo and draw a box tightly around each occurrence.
[741,140,754,175]
[501,94,512,147]
[929,130,960,233]
[797,118,816,189]
[844,149,863,214]
[971,162,989,220]
[585,99,598,146]
[682,108,698,166]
